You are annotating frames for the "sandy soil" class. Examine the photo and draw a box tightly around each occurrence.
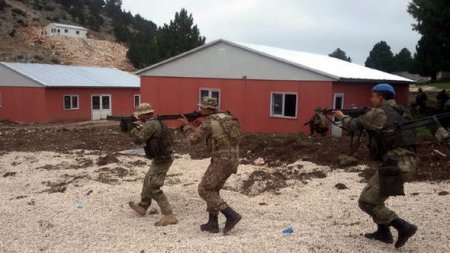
[1,151,449,253]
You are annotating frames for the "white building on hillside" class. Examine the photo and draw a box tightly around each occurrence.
[43,23,88,38]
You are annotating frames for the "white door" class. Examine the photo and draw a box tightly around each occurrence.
[91,95,112,120]
[332,93,344,137]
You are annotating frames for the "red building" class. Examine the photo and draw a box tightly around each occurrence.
[136,39,412,134]
[0,62,140,123]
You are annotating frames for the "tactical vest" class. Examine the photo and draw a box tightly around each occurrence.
[206,112,241,154]
[144,120,173,162]
[366,104,416,161]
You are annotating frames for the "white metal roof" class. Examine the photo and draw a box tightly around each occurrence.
[136,39,412,83]
[233,41,412,82]
[47,23,88,31]
[1,62,139,88]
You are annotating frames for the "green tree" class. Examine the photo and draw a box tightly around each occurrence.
[328,48,351,62]
[104,0,122,19]
[393,48,413,72]
[0,0,7,10]
[408,0,450,80]
[156,8,206,60]
[365,41,395,73]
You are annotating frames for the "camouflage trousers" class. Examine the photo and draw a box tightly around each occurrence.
[198,156,239,215]
[358,154,416,225]
[141,160,174,215]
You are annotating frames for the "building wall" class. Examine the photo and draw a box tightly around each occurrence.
[0,87,47,123]
[44,24,87,38]
[140,76,333,133]
[332,82,410,108]
[0,87,138,123]
[139,41,334,81]
[0,64,42,87]
[45,88,139,122]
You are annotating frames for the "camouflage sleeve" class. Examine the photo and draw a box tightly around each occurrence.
[341,108,386,131]
[130,120,159,145]
[187,119,212,145]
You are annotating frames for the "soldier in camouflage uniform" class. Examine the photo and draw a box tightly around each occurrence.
[180,97,242,234]
[128,103,178,226]
[334,83,450,248]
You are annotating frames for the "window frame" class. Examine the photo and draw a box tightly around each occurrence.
[270,92,298,119]
[63,95,79,110]
[134,94,140,108]
[199,88,221,110]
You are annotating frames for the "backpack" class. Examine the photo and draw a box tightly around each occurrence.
[216,112,242,146]
[313,114,329,130]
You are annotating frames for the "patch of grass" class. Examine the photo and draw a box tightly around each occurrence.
[417,82,450,89]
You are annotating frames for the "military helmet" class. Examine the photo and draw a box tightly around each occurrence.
[133,103,154,117]
[198,96,218,109]
[372,83,395,96]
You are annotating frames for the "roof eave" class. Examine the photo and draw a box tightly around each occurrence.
[338,77,414,84]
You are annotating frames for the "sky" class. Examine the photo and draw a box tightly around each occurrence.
[121,0,421,65]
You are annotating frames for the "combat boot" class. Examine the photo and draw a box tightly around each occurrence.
[364,224,394,244]
[128,201,150,216]
[221,207,242,234]
[390,218,418,248]
[154,214,178,226]
[200,213,219,233]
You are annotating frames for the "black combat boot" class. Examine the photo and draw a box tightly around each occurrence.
[200,213,219,233]
[390,218,418,248]
[364,224,394,244]
[221,207,242,234]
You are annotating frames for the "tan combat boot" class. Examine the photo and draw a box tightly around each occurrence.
[154,214,178,226]
[128,201,149,216]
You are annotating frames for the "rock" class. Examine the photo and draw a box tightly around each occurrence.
[3,172,17,177]
[254,157,265,165]
[335,183,349,190]
[438,191,448,196]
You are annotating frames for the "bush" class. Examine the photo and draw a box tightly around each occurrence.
[34,55,44,61]
[51,57,60,64]
[0,0,8,10]
[12,8,27,17]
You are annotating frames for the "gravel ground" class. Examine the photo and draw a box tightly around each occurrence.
[1,151,449,253]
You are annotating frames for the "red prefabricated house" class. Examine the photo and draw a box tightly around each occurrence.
[0,62,140,123]
[136,39,412,134]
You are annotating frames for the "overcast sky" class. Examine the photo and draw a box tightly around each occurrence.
[121,0,420,65]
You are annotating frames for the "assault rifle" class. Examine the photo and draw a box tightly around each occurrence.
[107,111,205,133]
[322,107,370,118]
[385,112,450,132]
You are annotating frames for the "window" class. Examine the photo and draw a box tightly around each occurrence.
[57,29,60,33]
[76,30,80,35]
[0,92,2,107]
[64,29,68,33]
[134,94,140,108]
[270,92,297,118]
[199,88,220,109]
[64,95,79,110]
